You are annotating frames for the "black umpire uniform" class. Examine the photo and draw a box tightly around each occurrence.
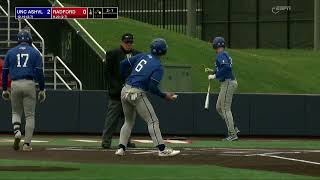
[101,33,140,149]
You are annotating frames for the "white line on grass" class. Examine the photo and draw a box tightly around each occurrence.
[200,147,320,153]
[245,152,301,157]
[0,139,48,143]
[261,154,320,165]
[218,154,246,157]
[222,151,247,154]
[301,150,320,153]
[132,151,158,155]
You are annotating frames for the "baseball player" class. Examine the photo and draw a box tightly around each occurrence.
[206,37,239,141]
[2,30,46,151]
[115,38,180,157]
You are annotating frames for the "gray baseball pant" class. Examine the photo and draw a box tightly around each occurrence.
[119,85,164,147]
[216,80,238,136]
[11,80,36,144]
[101,98,133,148]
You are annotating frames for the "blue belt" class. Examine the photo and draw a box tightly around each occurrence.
[220,78,235,82]
[12,77,34,81]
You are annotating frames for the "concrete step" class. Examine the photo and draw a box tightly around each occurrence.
[44,69,66,75]
[43,55,54,62]
[0,41,48,56]
[44,74,77,83]
[0,21,21,28]
[45,73,73,80]
[0,16,16,19]
[44,61,67,69]
[0,33,17,41]
[0,40,42,46]
[0,28,20,31]
[0,41,16,48]
[41,82,78,90]
[0,32,43,42]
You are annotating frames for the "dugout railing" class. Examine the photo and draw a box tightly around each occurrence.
[53,0,106,61]
[0,0,45,70]
[0,0,84,90]
[54,56,83,90]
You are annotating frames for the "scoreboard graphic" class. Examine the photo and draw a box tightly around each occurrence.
[15,7,118,19]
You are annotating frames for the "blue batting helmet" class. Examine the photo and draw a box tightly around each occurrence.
[17,30,33,44]
[212,37,225,49]
[150,38,168,56]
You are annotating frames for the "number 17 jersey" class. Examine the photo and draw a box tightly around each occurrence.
[125,53,164,91]
[4,43,42,81]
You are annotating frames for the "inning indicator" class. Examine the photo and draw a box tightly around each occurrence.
[15,7,118,19]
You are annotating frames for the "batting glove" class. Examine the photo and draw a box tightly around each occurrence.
[2,91,10,101]
[205,68,214,73]
[38,91,46,103]
[208,74,216,80]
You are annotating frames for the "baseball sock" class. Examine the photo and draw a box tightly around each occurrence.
[157,144,165,151]
[13,122,21,137]
[119,144,126,151]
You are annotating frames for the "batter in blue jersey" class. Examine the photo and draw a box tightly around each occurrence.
[206,37,239,141]
[115,38,180,157]
[2,30,46,151]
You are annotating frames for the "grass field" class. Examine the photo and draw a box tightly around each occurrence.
[0,159,316,180]
[75,18,320,93]
[0,135,319,180]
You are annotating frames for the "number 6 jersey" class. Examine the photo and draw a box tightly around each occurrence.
[120,53,163,91]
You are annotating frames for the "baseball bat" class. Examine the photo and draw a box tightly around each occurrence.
[204,81,211,110]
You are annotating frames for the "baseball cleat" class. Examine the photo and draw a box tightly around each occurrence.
[115,148,125,156]
[13,131,21,151]
[22,143,32,151]
[158,147,180,157]
[101,144,111,149]
[222,135,239,141]
[235,127,240,134]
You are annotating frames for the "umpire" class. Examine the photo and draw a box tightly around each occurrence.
[101,33,140,149]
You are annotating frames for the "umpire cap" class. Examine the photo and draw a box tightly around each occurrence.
[121,33,134,43]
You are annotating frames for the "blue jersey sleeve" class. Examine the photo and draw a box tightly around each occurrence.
[2,51,11,90]
[119,53,144,80]
[33,51,45,90]
[34,51,43,69]
[150,66,164,83]
[148,80,166,98]
[149,67,165,98]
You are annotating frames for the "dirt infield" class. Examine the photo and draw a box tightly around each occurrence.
[0,146,319,176]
